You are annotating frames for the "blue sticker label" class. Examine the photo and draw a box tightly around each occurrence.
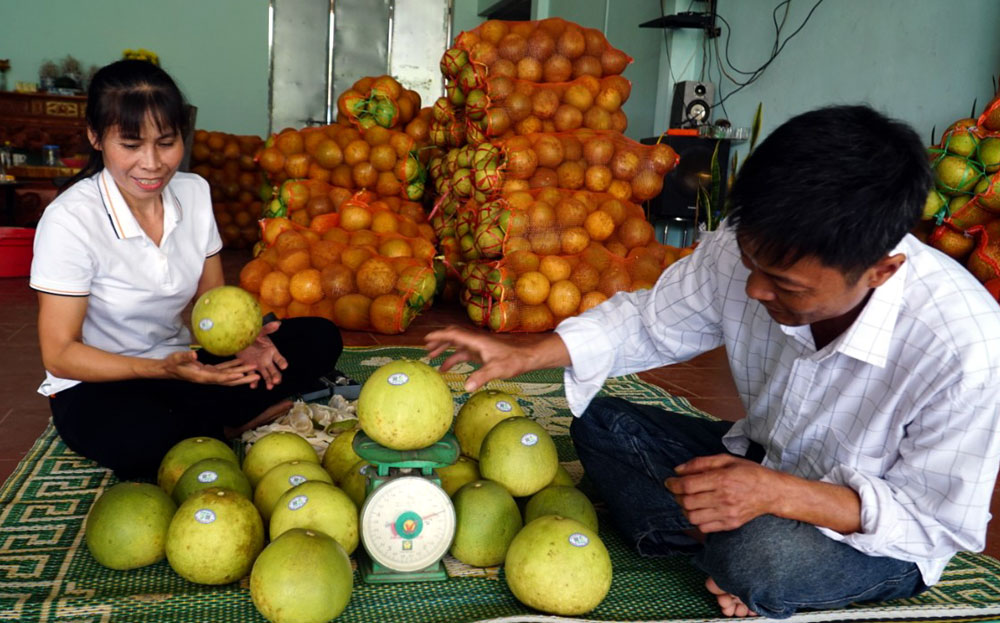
[197,470,218,483]
[194,509,216,524]
[387,373,409,386]
[288,495,308,511]
[288,475,307,486]
[521,433,538,447]
[568,533,589,547]
[496,400,513,412]
[198,318,214,331]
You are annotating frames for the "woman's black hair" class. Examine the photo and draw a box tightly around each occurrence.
[727,105,933,281]
[61,59,188,192]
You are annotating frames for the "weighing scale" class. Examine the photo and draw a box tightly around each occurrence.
[353,431,460,584]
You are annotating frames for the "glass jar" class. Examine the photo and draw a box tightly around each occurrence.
[43,144,60,167]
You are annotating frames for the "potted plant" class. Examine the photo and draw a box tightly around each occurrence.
[695,103,764,235]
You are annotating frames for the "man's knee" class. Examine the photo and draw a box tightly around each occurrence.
[570,396,631,446]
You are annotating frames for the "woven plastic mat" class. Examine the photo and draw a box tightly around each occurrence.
[3,346,1000,623]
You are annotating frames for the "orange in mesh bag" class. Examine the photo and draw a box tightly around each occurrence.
[433,132,677,204]
[463,74,632,141]
[336,75,423,131]
[441,17,632,89]
[256,117,432,199]
[979,89,1000,133]
[966,221,1000,283]
[454,186,652,261]
[457,239,684,332]
[245,219,438,333]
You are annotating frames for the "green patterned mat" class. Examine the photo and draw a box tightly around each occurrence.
[3,346,1000,623]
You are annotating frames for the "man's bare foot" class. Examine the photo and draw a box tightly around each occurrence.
[223,400,293,438]
[706,577,757,617]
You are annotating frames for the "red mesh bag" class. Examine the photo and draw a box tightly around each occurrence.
[463,74,631,141]
[266,181,434,241]
[433,130,678,202]
[979,89,1000,132]
[454,187,653,261]
[441,17,633,88]
[256,118,432,199]
[967,221,1000,283]
[456,241,687,332]
[927,222,977,261]
[245,218,438,333]
[336,75,423,131]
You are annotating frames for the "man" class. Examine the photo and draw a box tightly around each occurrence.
[425,105,1000,618]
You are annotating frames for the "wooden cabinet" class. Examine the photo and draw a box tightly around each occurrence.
[0,91,89,157]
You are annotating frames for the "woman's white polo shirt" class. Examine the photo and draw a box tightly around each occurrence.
[30,169,223,396]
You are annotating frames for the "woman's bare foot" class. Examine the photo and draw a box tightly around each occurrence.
[706,577,757,617]
[223,400,293,438]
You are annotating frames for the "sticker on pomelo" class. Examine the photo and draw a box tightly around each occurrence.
[496,400,513,412]
[521,433,538,446]
[197,470,218,483]
[288,495,308,511]
[288,475,307,486]
[194,509,216,524]
[198,318,214,331]
[568,533,589,547]
[387,373,409,386]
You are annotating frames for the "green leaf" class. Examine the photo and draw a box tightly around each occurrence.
[749,102,764,153]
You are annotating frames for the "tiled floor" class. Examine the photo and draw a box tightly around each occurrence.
[3,248,999,559]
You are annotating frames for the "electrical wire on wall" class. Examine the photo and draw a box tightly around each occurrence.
[709,0,826,114]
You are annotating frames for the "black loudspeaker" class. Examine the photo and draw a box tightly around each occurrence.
[640,135,731,222]
[670,81,714,128]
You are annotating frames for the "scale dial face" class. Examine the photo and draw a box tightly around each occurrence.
[360,476,456,573]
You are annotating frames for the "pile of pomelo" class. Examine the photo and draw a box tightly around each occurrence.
[82,358,611,619]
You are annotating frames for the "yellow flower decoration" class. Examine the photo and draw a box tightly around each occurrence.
[122,48,160,66]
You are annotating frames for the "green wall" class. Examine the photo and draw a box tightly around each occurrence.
[4,0,997,147]
[1,0,270,137]
[689,0,1000,158]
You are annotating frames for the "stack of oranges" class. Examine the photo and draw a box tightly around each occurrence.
[427,17,681,332]
[242,188,439,334]
[190,130,265,249]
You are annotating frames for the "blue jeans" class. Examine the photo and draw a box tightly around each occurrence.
[570,397,926,619]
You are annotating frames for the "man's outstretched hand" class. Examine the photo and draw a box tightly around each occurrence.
[424,325,571,391]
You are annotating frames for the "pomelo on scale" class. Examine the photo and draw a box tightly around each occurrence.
[356,359,454,450]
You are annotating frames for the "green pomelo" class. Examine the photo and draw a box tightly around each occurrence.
[943,129,979,158]
[357,359,454,450]
[173,457,252,505]
[979,137,1000,173]
[254,460,334,522]
[549,464,575,487]
[922,189,946,221]
[437,455,480,496]
[949,195,973,213]
[242,431,319,488]
[505,516,612,616]
[85,482,177,570]
[454,389,526,459]
[166,488,264,585]
[158,436,239,496]
[320,428,361,484]
[338,459,373,508]
[450,480,522,567]
[524,486,599,533]
[192,285,262,356]
[479,417,557,497]
[269,481,359,555]
[935,154,982,193]
[251,529,353,623]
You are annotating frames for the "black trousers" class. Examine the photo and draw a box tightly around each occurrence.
[50,317,343,480]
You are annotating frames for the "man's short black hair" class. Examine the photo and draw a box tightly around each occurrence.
[727,105,932,279]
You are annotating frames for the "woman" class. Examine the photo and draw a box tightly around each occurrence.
[30,60,342,480]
